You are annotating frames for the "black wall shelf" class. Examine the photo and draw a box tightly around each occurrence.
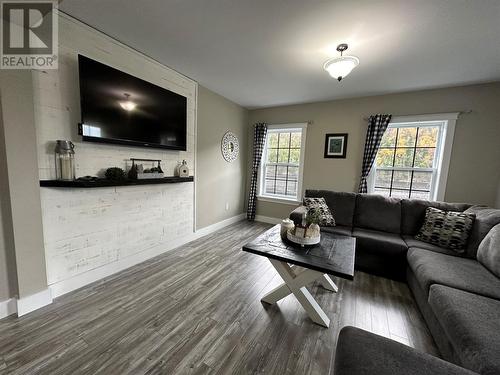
[40,176,194,188]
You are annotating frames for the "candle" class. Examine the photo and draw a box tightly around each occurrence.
[55,140,75,181]
[60,157,73,180]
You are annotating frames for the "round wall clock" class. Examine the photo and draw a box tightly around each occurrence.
[221,131,239,162]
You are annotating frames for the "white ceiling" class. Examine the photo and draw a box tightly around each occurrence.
[60,0,500,109]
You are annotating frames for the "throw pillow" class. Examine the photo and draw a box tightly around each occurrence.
[477,223,500,278]
[415,207,475,251]
[303,197,335,227]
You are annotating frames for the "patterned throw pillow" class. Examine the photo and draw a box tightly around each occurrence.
[303,197,335,227]
[415,207,475,251]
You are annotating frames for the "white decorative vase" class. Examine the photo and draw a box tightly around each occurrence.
[306,223,321,238]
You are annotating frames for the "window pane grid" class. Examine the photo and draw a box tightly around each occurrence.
[377,167,435,171]
[266,178,298,182]
[374,187,431,193]
[374,125,439,200]
[407,127,420,195]
[262,130,302,198]
[267,147,302,150]
[265,163,300,166]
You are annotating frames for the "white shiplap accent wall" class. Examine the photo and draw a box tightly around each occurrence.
[33,14,197,290]
[40,184,194,285]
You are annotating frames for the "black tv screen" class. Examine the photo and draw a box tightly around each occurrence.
[78,55,187,150]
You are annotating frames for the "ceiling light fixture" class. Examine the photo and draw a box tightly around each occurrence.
[119,93,137,111]
[323,43,359,82]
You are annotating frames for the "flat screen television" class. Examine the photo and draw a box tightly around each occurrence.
[77,55,187,150]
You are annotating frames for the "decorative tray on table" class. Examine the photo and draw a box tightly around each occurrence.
[286,229,320,246]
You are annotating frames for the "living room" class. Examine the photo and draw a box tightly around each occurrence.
[0,1,499,374]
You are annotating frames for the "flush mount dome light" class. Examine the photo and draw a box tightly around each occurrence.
[119,93,137,111]
[323,43,359,81]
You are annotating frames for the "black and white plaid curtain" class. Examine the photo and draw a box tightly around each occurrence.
[358,114,392,193]
[247,123,267,221]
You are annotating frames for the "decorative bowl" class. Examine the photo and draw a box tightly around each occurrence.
[286,229,320,246]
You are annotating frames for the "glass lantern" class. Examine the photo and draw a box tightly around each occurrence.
[55,140,75,181]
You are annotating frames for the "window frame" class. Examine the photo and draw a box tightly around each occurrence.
[367,113,458,201]
[257,123,307,204]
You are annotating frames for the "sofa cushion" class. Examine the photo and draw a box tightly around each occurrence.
[304,190,356,227]
[353,228,407,256]
[477,223,500,278]
[303,197,335,226]
[464,205,500,257]
[407,248,500,300]
[321,225,352,237]
[415,207,475,252]
[401,199,471,236]
[353,228,408,280]
[402,235,458,256]
[354,194,401,234]
[429,285,500,375]
[407,267,461,364]
[334,326,477,375]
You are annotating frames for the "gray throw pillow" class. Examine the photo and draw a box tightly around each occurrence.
[303,197,335,227]
[415,207,475,252]
[477,223,500,278]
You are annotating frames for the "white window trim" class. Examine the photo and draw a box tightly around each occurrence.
[368,113,458,201]
[257,123,307,204]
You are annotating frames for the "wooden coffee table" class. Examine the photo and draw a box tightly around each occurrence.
[242,224,355,327]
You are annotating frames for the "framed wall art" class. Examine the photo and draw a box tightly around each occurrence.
[324,133,348,158]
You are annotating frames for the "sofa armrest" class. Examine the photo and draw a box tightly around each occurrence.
[334,326,477,375]
[290,205,307,225]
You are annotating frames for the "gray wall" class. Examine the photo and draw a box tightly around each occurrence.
[196,86,248,229]
[248,82,500,219]
[0,101,17,301]
[0,71,48,298]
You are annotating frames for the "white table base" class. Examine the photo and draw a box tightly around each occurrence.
[261,259,338,327]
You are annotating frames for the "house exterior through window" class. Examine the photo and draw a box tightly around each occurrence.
[368,113,458,201]
[258,123,307,203]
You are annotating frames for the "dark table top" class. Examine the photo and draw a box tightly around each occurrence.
[242,225,355,280]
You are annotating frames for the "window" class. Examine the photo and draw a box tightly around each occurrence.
[258,123,307,203]
[369,114,458,201]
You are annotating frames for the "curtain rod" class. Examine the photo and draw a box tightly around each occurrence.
[362,110,472,122]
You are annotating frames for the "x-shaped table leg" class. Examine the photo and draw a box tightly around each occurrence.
[261,259,338,327]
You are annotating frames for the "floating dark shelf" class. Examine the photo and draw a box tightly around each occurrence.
[40,176,194,188]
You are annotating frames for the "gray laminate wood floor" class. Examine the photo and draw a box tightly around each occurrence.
[0,221,438,375]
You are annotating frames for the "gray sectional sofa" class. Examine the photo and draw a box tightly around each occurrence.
[289,190,500,375]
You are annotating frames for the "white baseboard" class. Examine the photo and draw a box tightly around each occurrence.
[1,290,53,319]
[194,213,246,238]
[16,289,53,317]
[49,213,246,299]
[0,298,17,319]
[255,215,282,224]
